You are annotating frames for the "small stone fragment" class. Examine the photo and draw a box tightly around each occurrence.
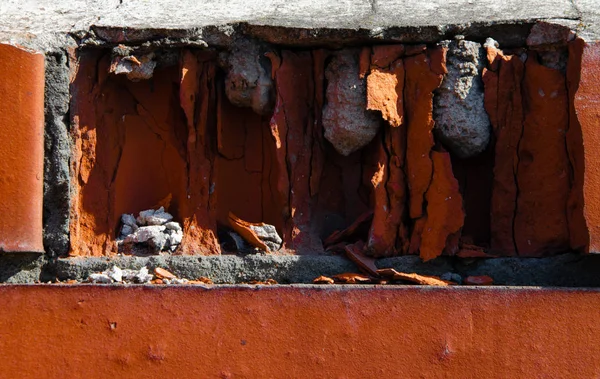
[463,275,494,285]
[121,213,137,227]
[109,53,157,81]
[154,267,176,280]
[323,49,381,156]
[106,266,123,282]
[222,38,274,115]
[526,21,576,48]
[121,269,138,282]
[433,36,491,158]
[136,209,156,226]
[120,224,133,238]
[88,273,113,284]
[164,221,182,232]
[228,212,282,252]
[136,267,153,283]
[145,208,173,226]
[248,224,282,251]
[164,278,189,285]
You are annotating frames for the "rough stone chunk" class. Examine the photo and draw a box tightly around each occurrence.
[106,265,123,282]
[145,210,173,226]
[136,267,153,283]
[248,224,283,252]
[526,21,576,48]
[121,213,137,227]
[323,49,381,156]
[164,221,182,232]
[433,36,491,158]
[223,38,274,115]
[88,273,113,284]
[228,212,282,252]
[109,53,157,81]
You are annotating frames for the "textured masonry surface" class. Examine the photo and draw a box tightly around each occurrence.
[0,1,600,283]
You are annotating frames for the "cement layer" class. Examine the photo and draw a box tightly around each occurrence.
[0,253,598,286]
[0,0,597,50]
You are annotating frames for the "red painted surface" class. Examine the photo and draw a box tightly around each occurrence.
[1,285,600,378]
[0,44,45,252]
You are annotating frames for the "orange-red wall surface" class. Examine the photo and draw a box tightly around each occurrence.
[1,285,599,378]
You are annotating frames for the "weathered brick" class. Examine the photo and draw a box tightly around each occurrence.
[0,44,45,252]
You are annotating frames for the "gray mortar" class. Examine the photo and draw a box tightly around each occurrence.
[220,37,274,115]
[53,255,358,284]
[323,49,381,156]
[36,253,600,287]
[433,37,491,158]
[43,50,71,258]
[0,254,46,284]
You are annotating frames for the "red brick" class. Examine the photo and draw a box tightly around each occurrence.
[0,44,45,252]
[575,42,600,252]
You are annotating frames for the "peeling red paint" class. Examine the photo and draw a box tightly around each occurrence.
[0,44,45,252]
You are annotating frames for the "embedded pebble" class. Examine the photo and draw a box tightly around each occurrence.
[88,273,113,284]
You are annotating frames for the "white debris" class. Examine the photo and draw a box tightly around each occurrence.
[121,269,139,282]
[88,273,113,284]
[122,213,137,226]
[135,267,153,283]
[248,224,283,251]
[136,209,156,226]
[163,278,189,285]
[119,207,183,254]
[165,221,182,232]
[109,54,157,81]
[106,265,123,282]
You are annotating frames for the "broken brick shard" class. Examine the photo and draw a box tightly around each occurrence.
[404,52,443,220]
[366,48,405,127]
[482,46,523,256]
[419,151,465,261]
[514,53,570,256]
[366,57,409,257]
[566,38,589,252]
[575,42,600,253]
